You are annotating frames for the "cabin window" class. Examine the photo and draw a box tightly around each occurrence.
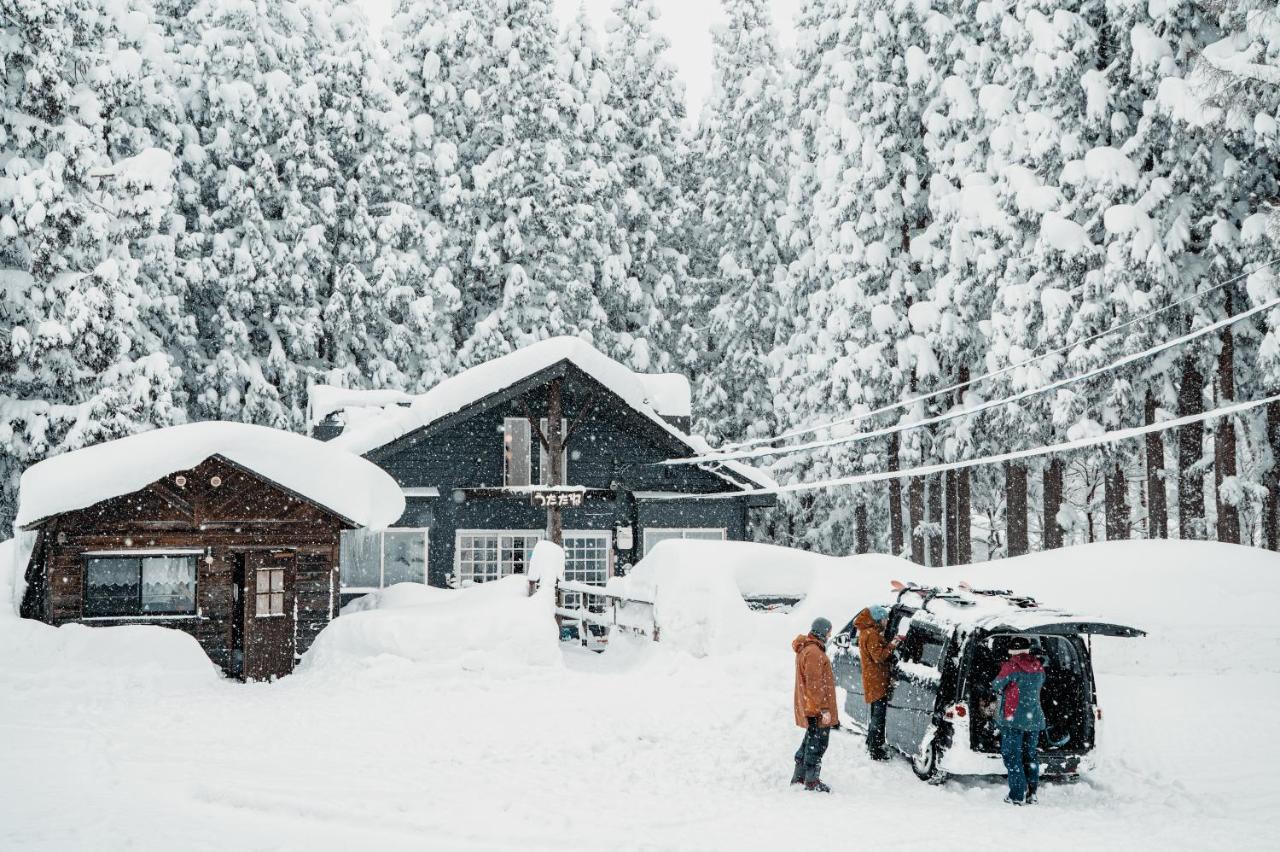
[538,418,569,484]
[642,528,726,555]
[456,531,543,585]
[255,568,285,616]
[503,418,532,486]
[339,529,429,590]
[84,555,197,617]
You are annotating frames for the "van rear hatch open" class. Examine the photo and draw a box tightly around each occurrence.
[982,609,1147,639]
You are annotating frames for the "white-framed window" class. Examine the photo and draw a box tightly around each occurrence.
[340,528,429,590]
[456,530,543,586]
[453,530,611,591]
[255,567,285,616]
[642,528,727,555]
[503,418,532,486]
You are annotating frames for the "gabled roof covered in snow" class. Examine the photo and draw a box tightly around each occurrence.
[16,422,406,529]
[319,336,773,491]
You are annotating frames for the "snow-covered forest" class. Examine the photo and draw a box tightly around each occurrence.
[4,0,1280,560]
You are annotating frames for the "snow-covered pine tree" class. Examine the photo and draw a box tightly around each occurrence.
[689,0,790,447]
[0,0,187,530]
[159,0,352,427]
[601,0,691,373]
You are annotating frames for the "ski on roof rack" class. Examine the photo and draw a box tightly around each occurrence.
[957,581,1039,608]
[889,579,976,610]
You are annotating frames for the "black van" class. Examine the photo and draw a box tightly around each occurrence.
[830,584,1144,783]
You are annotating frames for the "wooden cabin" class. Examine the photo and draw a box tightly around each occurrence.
[16,423,403,680]
[309,337,777,605]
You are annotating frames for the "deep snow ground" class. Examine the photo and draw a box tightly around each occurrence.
[2,541,1277,852]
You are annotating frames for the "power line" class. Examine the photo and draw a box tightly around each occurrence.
[717,257,1280,454]
[648,390,1280,501]
[662,286,1280,467]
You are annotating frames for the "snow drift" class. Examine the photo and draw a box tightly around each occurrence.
[303,575,562,676]
[616,539,1280,674]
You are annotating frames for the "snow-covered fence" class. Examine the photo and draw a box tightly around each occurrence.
[553,579,658,642]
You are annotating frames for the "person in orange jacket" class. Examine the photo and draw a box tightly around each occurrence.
[791,617,839,792]
[855,605,900,760]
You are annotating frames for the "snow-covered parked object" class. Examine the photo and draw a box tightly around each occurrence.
[0,619,220,685]
[302,575,562,675]
[307,386,414,428]
[16,421,405,529]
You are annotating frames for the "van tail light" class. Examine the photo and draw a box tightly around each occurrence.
[1096,707,1103,721]
[944,703,968,720]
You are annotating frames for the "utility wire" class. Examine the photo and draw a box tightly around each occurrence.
[665,286,1280,467]
[649,391,1280,500]
[715,257,1280,454]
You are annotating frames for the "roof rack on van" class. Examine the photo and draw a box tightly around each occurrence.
[890,580,976,611]
[957,581,1039,609]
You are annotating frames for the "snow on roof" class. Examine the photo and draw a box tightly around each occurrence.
[328,336,774,491]
[307,385,414,426]
[16,422,406,529]
[892,587,1124,633]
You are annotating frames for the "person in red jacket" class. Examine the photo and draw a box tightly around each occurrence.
[791,617,839,792]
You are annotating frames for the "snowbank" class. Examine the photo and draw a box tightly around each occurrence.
[303,575,562,676]
[15,421,405,529]
[0,618,220,685]
[616,539,1280,674]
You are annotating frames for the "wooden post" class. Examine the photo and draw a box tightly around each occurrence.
[547,378,564,546]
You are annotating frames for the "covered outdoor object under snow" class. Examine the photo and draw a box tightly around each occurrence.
[15,422,404,681]
[830,583,1145,783]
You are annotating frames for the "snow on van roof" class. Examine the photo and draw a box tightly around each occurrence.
[16,422,406,529]
[890,587,1122,634]
[327,336,772,490]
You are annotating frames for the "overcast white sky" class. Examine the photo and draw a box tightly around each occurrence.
[358,0,802,117]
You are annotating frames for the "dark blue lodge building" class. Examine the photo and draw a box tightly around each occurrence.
[310,337,776,601]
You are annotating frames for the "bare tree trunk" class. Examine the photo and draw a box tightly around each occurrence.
[927,473,943,566]
[1178,356,1206,540]
[1216,291,1240,544]
[1145,391,1168,539]
[1105,458,1129,540]
[909,476,925,564]
[1267,399,1280,551]
[957,465,971,563]
[1043,458,1064,550]
[888,433,904,556]
[546,378,564,545]
[855,502,870,554]
[945,470,959,565]
[1006,461,1029,556]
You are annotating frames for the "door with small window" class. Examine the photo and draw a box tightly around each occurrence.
[240,550,297,681]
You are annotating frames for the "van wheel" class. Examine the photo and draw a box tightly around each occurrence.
[912,740,946,784]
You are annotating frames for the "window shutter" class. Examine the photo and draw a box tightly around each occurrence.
[504,418,532,486]
[539,418,569,485]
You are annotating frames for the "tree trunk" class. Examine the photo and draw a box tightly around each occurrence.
[888,433,904,557]
[909,476,925,564]
[1216,291,1240,544]
[945,469,959,565]
[1105,458,1129,541]
[546,378,564,545]
[1006,461,1029,556]
[1145,391,1168,539]
[1267,399,1280,551]
[855,502,870,554]
[957,467,971,564]
[1043,458,1064,550]
[927,473,943,566]
[1177,356,1206,540]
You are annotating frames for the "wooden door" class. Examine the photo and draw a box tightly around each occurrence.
[241,550,297,681]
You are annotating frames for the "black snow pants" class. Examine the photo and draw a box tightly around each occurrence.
[795,718,830,782]
[866,698,888,755]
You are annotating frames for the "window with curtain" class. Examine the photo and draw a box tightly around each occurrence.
[85,555,196,617]
[339,529,428,589]
[504,418,532,486]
